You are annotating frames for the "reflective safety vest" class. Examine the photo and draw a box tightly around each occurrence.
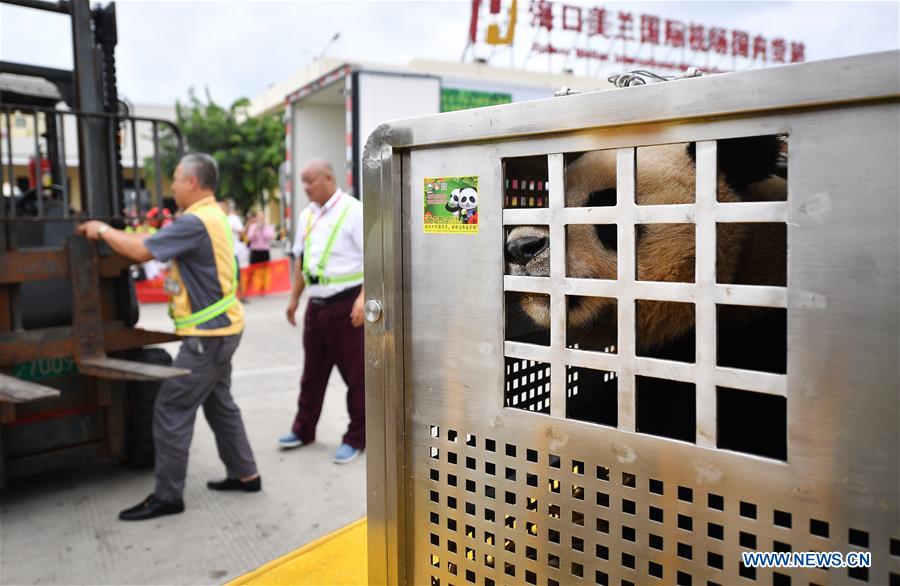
[168,197,244,336]
[302,199,364,286]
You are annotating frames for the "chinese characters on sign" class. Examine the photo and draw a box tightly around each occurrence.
[465,0,806,77]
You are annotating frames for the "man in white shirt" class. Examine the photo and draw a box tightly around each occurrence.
[220,200,250,267]
[281,159,365,464]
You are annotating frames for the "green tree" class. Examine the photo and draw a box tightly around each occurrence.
[146,89,284,213]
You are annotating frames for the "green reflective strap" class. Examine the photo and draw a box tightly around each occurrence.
[302,210,314,282]
[302,200,358,285]
[174,293,236,328]
[215,208,238,291]
[315,203,353,282]
[319,271,364,286]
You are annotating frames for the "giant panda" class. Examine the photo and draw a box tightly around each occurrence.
[505,136,787,455]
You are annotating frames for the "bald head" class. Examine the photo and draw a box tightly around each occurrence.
[300,158,338,206]
[301,158,334,178]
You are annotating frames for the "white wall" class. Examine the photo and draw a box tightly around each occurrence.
[289,98,347,240]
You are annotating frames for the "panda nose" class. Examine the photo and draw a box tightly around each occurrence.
[506,236,549,265]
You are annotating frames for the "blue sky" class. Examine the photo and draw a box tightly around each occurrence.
[2,1,897,106]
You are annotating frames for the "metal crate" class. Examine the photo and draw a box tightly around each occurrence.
[363,51,900,586]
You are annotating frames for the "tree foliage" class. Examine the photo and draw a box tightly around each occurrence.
[146,89,284,214]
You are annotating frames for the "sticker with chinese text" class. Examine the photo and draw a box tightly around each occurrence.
[424,176,479,234]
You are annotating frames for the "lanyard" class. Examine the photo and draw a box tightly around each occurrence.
[303,193,343,241]
[301,195,360,286]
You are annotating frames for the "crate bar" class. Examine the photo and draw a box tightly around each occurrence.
[509,202,789,228]
[503,208,550,226]
[503,275,552,295]
[615,147,637,432]
[503,341,553,364]
[547,153,566,418]
[694,140,718,448]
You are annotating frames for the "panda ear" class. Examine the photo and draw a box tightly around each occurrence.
[686,135,784,191]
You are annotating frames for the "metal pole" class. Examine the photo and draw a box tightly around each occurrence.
[4,111,22,331]
[72,0,111,218]
[107,117,118,218]
[1,0,71,14]
[4,110,16,225]
[152,121,162,211]
[130,118,139,216]
[0,113,6,251]
[57,112,70,217]
[33,113,44,217]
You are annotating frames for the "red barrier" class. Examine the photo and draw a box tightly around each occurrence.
[135,276,168,303]
[136,258,292,304]
[242,258,291,297]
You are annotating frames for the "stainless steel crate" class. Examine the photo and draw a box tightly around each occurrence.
[364,51,900,586]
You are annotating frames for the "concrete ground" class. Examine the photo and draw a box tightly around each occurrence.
[0,292,367,585]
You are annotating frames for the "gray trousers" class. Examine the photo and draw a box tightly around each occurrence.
[153,334,257,501]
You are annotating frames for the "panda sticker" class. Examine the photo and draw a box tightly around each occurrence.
[424,176,479,234]
[450,188,478,224]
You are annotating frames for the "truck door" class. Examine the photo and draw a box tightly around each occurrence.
[353,71,440,198]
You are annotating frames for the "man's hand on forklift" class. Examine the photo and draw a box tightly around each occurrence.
[78,220,110,241]
[77,221,154,263]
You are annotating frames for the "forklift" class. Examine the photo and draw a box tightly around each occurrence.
[0,0,188,486]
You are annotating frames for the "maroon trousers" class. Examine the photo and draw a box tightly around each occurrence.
[291,291,365,449]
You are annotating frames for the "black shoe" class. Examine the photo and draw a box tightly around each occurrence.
[118,494,184,521]
[207,476,262,492]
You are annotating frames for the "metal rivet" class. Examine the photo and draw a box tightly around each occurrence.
[364,299,383,323]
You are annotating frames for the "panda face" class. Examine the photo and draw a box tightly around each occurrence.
[447,191,461,210]
[456,187,478,211]
[506,139,786,349]
[448,187,477,210]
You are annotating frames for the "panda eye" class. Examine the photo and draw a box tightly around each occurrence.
[595,225,617,251]
[587,188,617,207]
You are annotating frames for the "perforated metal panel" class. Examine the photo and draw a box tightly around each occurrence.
[364,52,900,586]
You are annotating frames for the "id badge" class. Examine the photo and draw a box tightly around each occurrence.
[163,277,181,295]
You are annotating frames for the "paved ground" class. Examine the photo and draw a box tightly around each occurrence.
[0,292,367,585]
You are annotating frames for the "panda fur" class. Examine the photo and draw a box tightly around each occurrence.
[506,135,787,373]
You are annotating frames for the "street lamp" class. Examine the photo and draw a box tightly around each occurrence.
[318,32,341,60]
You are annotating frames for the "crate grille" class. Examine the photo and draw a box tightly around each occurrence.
[425,425,900,585]
[503,141,789,455]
